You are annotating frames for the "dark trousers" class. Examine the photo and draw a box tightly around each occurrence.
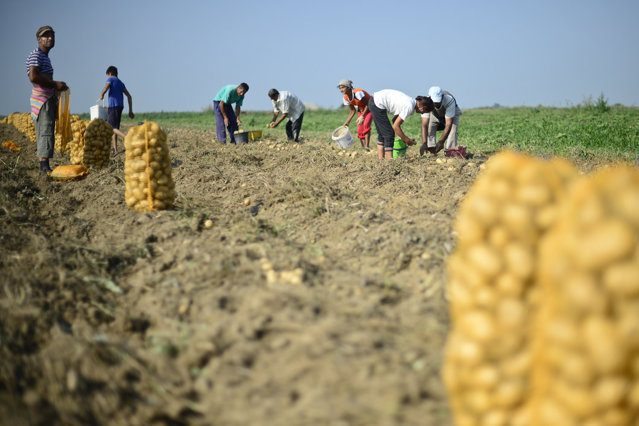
[368,95,395,152]
[213,101,238,144]
[286,112,304,141]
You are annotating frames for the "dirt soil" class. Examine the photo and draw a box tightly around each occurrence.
[0,122,604,426]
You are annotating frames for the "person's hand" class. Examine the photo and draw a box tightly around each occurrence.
[129,112,135,119]
[343,122,350,127]
[419,143,428,156]
[406,138,416,146]
[223,117,229,127]
[56,81,68,91]
[237,119,243,127]
[271,121,279,128]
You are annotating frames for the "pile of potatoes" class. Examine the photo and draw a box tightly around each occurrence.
[69,118,112,168]
[124,121,174,212]
[444,151,639,425]
[1,112,36,142]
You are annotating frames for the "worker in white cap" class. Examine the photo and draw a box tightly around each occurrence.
[415,86,462,156]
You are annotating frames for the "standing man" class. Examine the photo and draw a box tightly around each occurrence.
[418,86,462,156]
[267,89,305,142]
[213,82,249,145]
[368,89,428,159]
[26,25,68,174]
[337,79,373,151]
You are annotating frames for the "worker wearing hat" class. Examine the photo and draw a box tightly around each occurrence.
[26,25,69,174]
[416,86,462,156]
[337,79,373,151]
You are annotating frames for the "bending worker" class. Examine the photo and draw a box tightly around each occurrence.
[418,86,462,156]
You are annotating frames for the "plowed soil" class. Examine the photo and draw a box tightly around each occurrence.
[0,121,601,426]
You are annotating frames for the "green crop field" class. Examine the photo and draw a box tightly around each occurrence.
[79,103,639,162]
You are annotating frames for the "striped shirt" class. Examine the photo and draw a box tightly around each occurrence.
[26,48,55,119]
[26,48,53,76]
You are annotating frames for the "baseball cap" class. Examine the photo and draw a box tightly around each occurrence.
[36,26,54,38]
[337,79,353,88]
[428,86,443,103]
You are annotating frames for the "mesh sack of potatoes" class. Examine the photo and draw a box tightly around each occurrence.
[68,119,88,164]
[5,113,36,142]
[124,121,175,212]
[443,151,579,426]
[54,89,73,153]
[72,118,112,168]
[530,165,639,426]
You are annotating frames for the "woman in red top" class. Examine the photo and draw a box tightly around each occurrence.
[338,79,373,151]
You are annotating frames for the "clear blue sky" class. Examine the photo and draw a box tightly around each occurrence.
[2,0,638,115]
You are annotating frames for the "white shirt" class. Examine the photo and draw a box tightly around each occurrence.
[372,89,416,121]
[272,91,305,122]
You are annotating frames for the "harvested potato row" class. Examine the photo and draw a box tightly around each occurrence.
[73,118,112,168]
[55,114,81,154]
[124,122,175,212]
[2,112,36,142]
[532,165,639,426]
[443,151,578,426]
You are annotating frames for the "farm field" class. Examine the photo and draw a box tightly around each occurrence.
[1,106,638,426]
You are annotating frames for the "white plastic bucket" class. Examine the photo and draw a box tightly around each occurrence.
[331,125,354,149]
[90,100,108,121]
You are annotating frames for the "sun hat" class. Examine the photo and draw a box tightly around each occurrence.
[337,79,353,88]
[36,26,54,38]
[428,86,443,103]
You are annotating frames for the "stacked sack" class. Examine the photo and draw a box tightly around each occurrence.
[444,151,639,425]
[1,113,36,142]
[69,118,112,168]
[124,121,175,212]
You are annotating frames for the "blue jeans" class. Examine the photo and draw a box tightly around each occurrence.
[213,101,237,144]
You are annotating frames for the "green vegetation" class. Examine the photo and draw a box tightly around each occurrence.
[79,103,639,161]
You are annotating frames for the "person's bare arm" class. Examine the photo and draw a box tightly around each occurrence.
[235,105,242,126]
[392,116,415,145]
[344,105,356,126]
[28,67,67,91]
[123,89,134,118]
[439,117,454,144]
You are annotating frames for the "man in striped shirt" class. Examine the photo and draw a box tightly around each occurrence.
[26,25,68,174]
[417,86,462,156]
